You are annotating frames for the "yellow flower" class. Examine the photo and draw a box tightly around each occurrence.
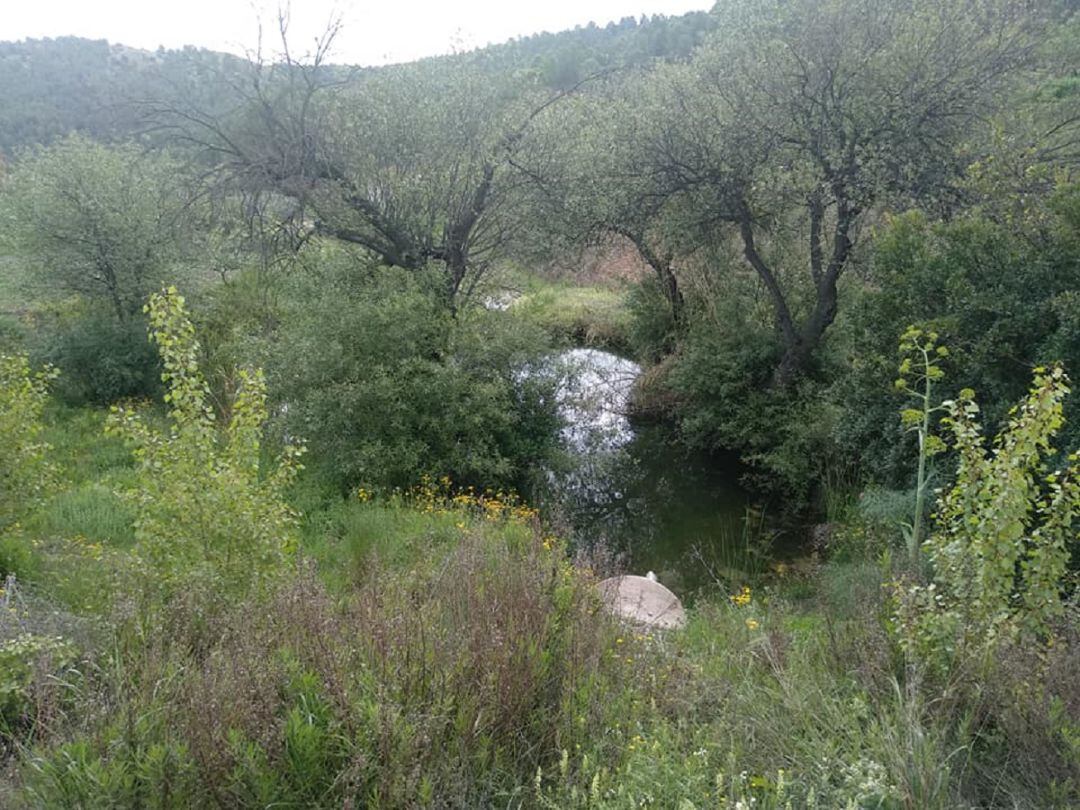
[730,585,752,607]
[745,618,759,631]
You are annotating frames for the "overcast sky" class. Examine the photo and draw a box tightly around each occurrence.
[3,0,714,65]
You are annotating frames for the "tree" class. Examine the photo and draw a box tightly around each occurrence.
[518,85,686,325]
[152,18,575,307]
[0,135,191,320]
[107,287,303,594]
[638,0,1044,385]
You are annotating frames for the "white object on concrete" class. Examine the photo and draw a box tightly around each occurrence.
[599,574,686,630]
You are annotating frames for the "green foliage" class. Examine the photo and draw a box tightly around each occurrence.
[0,354,58,531]
[0,136,193,321]
[667,318,841,506]
[895,327,950,565]
[0,38,249,154]
[625,277,678,360]
[0,632,75,735]
[33,484,136,548]
[35,304,162,406]
[106,287,303,595]
[511,281,634,351]
[23,523,620,808]
[272,253,560,493]
[837,200,1080,484]
[899,366,1079,664]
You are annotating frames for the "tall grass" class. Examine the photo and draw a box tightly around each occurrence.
[28,485,134,548]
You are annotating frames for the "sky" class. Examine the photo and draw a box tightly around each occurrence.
[2,0,714,65]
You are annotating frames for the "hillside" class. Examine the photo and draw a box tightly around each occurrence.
[0,11,714,156]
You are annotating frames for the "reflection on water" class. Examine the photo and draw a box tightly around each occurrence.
[542,349,754,597]
[550,348,640,453]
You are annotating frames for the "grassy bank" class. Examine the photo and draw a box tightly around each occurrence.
[0,403,1076,808]
[507,278,635,353]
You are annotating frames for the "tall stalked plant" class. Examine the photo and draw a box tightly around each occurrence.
[899,365,1079,666]
[107,287,304,595]
[895,327,949,568]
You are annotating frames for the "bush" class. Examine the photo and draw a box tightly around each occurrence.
[0,632,76,744]
[36,304,161,406]
[898,366,1079,669]
[625,276,677,361]
[834,197,1080,485]
[665,320,842,507]
[0,353,57,531]
[271,251,561,494]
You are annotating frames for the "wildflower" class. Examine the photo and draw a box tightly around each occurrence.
[730,585,752,607]
[745,618,759,631]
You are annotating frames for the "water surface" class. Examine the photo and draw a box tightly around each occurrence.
[543,348,757,596]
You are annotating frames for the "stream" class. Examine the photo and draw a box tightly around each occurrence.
[542,348,759,596]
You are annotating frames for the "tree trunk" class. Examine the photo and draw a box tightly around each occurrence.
[616,227,685,326]
[737,198,855,388]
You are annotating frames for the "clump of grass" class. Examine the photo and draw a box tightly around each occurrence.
[301,477,542,589]
[511,284,634,351]
[28,485,135,548]
[40,405,133,487]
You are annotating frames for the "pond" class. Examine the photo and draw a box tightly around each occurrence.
[540,348,766,597]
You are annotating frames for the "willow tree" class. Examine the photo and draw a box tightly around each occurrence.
[517,82,687,325]
[153,19,574,306]
[640,0,1044,385]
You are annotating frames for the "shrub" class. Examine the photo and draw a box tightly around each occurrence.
[272,254,560,494]
[0,632,75,743]
[106,287,304,597]
[835,198,1080,485]
[37,305,161,406]
[0,353,57,531]
[667,320,842,506]
[898,366,1079,666]
[625,276,677,361]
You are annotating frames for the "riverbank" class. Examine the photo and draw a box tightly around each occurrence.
[1,403,1076,808]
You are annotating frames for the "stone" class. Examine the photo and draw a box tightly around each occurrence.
[598,574,686,630]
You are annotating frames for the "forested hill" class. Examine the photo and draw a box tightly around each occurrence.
[0,11,714,156]
[0,38,247,154]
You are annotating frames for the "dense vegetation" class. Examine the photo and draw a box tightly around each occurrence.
[0,1,1077,807]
